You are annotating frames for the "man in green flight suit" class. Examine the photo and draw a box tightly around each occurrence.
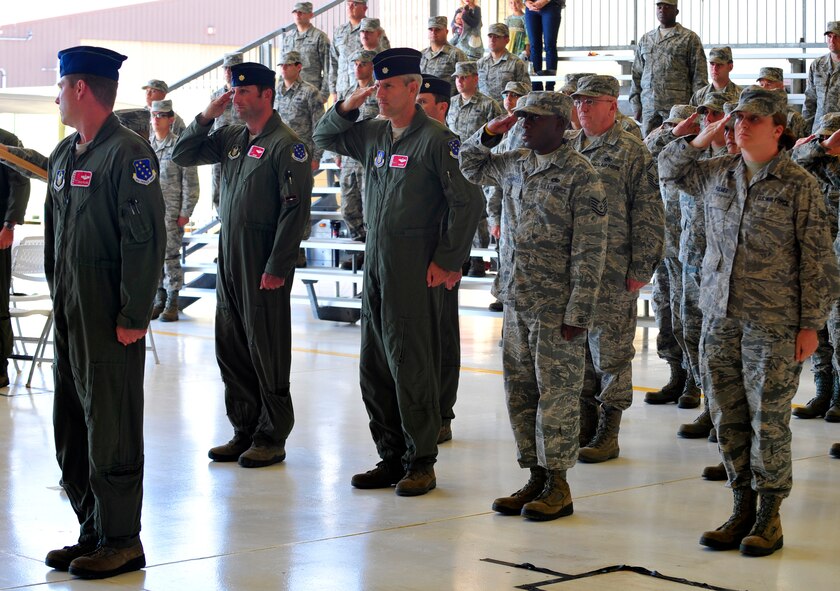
[43,46,166,579]
[173,62,312,469]
[313,48,483,496]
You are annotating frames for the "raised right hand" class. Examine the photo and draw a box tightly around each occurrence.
[487,113,519,136]
[337,85,377,115]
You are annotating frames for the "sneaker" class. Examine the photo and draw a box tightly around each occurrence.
[68,542,145,579]
[45,541,98,571]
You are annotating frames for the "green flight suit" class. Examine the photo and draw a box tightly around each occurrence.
[0,128,31,375]
[44,113,165,547]
[173,112,312,447]
[313,104,483,468]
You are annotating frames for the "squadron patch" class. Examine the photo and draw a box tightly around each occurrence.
[228,146,241,160]
[71,170,93,187]
[291,143,307,162]
[590,196,608,217]
[53,169,65,191]
[389,154,409,168]
[247,145,265,159]
[448,139,460,159]
[131,159,156,185]
[374,150,385,168]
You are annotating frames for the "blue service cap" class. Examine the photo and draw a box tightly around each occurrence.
[58,46,127,81]
[420,74,450,96]
[373,48,422,81]
[230,62,276,87]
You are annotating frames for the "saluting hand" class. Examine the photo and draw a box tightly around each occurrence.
[487,113,519,136]
[821,128,840,156]
[689,114,730,150]
[673,112,701,138]
[794,134,815,149]
[336,85,377,116]
[198,90,232,125]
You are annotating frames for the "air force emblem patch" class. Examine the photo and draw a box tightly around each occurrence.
[53,169,65,191]
[374,149,385,168]
[292,143,307,162]
[132,159,157,185]
[228,146,241,160]
[448,139,460,159]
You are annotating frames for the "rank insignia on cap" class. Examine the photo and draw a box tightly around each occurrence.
[292,143,307,162]
[131,159,156,185]
[448,139,460,159]
[389,154,409,168]
[382,67,389,74]
[424,82,430,89]
[374,149,385,167]
[71,170,93,187]
[53,169,65,190]
[239,74,245,81]
[228,146,241,160]
[247,145,265,159]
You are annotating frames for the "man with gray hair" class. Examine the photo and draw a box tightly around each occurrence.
[420,16,467,96]
[803,21,840,133]
[630,0,707,137]
[282,2,331,103]
[567,75,664,463]
[329,1,390,102]
[460,90,608,520]
[690,46,741,106]
[477,23,532,104]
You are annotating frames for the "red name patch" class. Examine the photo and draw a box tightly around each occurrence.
[247,145,265,159]
[70,170,93,187]
[389,154,409,168]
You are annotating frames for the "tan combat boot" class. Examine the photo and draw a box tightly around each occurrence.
[492,466,547,515]
[740,494,784,556]
[68,541,145,579]
[521,469,574,521]
[159,290,179,322]
[699,487,756,550]
[578,405,621,463]
[150,288,166,320]
[395,464,436,496]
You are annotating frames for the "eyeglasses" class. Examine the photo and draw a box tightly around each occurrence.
[151,112,172,119]
[573,98,614,107]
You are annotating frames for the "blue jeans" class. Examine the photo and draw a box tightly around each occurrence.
[525,3,562,90]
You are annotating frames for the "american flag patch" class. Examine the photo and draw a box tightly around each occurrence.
[247,145,265,159]
[71,170,93,187]
[389,154,409,168]
[131,159,156,185]
[292,143,307,162]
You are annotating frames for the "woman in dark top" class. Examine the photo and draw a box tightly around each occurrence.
[524,0,564,90]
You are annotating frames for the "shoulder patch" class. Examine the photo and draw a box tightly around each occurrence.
[292,143,308,162]
[132,159,157,185]
[448,139,460,159]
[590,196,608,217]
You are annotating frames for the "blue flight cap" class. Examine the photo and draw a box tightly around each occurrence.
[58,46,127,81]
[420,74,450,96]
[230,62,276,87]
[373,48,422,81]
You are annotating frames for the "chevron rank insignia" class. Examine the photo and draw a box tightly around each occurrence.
[590,196,608,217]
[292,143,307,162]
[132,159,157,185]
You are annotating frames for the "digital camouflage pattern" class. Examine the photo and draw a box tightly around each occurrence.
[803,54,840,133]
[420,43,467,96]
[282,25,332,102]
[690,80,742,107]
[329,21,390,98]
[446,91,503,142]
[274,77,326,164]
[477,51,532,104]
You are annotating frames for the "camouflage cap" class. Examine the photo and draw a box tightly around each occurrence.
[142,79,168,93]
[571,74,620,98]
[278,51,303,65]
[757,67,784,83]
[350,49,378,64]
[723,101,738,128]
[825,21,840,36]
[697,91,729,115]
[452,61,478,77]
[708,46,733,64]
[428,16,447,29]
[501,81,530,96]
[360,17,381,32]
[732,85,788,117]
[293,2,313,13]
[663,104,696,124]
[657,0,678,5]
[560,72,596,95]
[513,91,572,121]
[814,112,840,136]
[150,99,173,113]
[488,23,510,37]
[223,52,243,67]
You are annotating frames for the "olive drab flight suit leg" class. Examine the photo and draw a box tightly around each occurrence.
[439,285,461,424]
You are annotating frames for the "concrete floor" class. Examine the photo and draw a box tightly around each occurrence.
[1,296,838,591]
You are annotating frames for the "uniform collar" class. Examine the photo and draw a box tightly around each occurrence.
[72,112,122,153]
[387,104,429,141]
[731,149,790,183]
[519,142,574,175]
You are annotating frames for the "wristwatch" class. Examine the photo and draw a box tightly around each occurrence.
[3,222,14,230]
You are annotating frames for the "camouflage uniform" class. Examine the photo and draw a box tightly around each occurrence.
[459,96,609,471]
[282,25,331,102]
[659,134,840,496]
[617,112,643,140]
[758,68,810,139]
[150,132,199,291]
[802,54,840,134]
[210,86,243,210]
[630,23,708,137]
[339,80,379,240]
[487,119,526,228]
[690,80,742,107]
[274,78,326,166]
[329,21,390,99]
[420,43,467,96]
[567,122,664,412]
[476,51,532,105]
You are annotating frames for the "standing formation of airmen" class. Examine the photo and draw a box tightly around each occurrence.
[5,1,840,582]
